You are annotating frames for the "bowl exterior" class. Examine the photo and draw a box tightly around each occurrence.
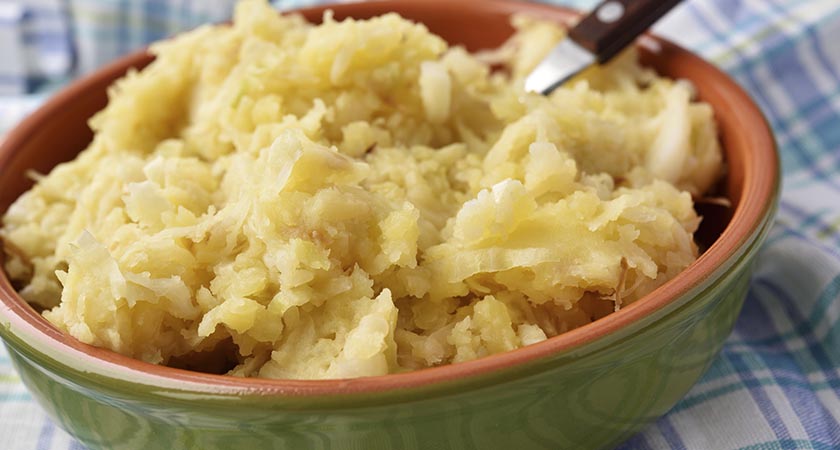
[1,216,769,450]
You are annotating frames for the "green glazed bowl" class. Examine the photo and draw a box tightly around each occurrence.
[0,1,778,449]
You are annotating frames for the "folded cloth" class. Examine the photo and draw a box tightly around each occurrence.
[0,0,73,95]
[0,2,27,95]
[0,0,838,449]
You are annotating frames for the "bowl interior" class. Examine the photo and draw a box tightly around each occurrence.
[0,0,777,394]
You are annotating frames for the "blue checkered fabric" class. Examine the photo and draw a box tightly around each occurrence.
[1,1,839,449]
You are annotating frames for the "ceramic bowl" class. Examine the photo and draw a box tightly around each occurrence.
[0,1,778,449]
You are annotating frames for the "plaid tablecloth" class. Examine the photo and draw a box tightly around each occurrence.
[1,0,839,449]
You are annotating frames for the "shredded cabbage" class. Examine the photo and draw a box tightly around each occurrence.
[1,0,721,379]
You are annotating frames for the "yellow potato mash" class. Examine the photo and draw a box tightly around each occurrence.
[1,0,721,379]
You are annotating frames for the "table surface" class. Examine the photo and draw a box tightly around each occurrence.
[1,1,839,449]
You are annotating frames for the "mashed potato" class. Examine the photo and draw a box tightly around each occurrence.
[1,0,721,379]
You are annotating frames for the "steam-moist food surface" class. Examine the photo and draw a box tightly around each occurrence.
[1,1,721,379]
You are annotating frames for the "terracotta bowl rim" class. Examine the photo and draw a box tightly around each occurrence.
[0,0,778,397]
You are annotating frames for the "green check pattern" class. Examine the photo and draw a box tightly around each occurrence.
[1,0,839,449]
